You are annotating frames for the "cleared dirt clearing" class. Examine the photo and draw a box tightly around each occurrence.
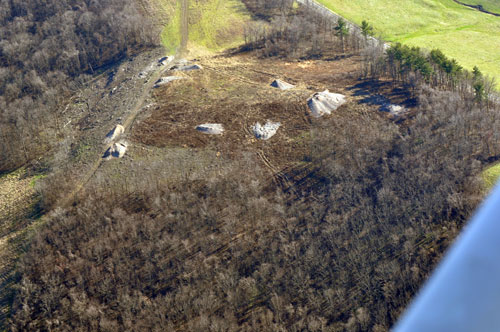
[132,53,415,174]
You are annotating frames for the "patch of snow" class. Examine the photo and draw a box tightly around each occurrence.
[196,123,224,135]
[252,121,281,140]
[307,90,346,117]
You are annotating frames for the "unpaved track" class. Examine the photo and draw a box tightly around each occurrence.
[62,64,174,206]
[64,0,190,206]
[180,0,189,54]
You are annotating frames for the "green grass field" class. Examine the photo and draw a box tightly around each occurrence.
[158,0,252,54]
[316,0,500,86]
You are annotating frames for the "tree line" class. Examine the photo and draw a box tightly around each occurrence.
[356,37,496,108]
[241,0,495,107]
[241,0,368,58]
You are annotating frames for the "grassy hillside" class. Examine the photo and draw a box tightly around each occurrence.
[483,162,500,190]
[157,0,252,54]
[461,0,500,13]
[316,0,500,85]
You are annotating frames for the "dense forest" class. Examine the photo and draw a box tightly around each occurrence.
[9,85,495,330]
[0,0,157,172]
[7,0,500,331]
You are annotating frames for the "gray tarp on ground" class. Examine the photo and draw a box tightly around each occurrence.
[196,123,224,135]
[307,90,346,117]
[154,76,184,87]
[271,79,295,90]
[174,64,203,71]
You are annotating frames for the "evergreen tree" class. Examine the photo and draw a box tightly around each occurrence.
[361,20,374,40]
[335,18,349,52]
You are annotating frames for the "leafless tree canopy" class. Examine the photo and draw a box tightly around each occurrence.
[0,0,157,172]
[10,83,497,330]
[7,1,500,331]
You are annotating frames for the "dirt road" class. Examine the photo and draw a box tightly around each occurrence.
[64,0,190,205]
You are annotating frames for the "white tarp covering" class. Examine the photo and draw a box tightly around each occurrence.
[158,56,174,66]
[104,124,124,144]
[196,123,224,135]
[307,90,346,117]
[271,79,295,90]
[103,141,128,160]
[175,64,203,71]
[252,121,281,140]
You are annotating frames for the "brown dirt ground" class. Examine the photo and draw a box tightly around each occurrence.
[132,52,416,175]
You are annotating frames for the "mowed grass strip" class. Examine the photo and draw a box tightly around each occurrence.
[316,0,500,86]
[158,0,252,54]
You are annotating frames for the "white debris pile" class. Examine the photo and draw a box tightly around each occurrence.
[104,124,124,144]
[307,90,346,117]
[154,76,184,87]
[103,141,128,160]
[158,56,174,66]
[270,79,295,90]
[196,123,224,135]
[139,56,174,78]
[387,104,406,116]
[382,104,407,117]
[252,121,281,140]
